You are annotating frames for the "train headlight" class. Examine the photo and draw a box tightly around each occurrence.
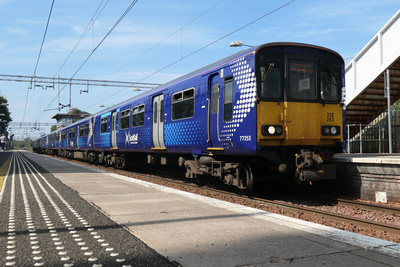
[322,126,340,136]
[268,126,275,135]
[330,126,337,135]
[262,125,283,136]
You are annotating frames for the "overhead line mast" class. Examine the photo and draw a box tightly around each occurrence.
[0,74,161,90]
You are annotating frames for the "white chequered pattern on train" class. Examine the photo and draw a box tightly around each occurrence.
[220,57,257,146]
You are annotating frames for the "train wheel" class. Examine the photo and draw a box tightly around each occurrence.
[237,164,253,195]
[195,174,206,187]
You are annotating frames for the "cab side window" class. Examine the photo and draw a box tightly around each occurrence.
[223,77,233,121]
[260,56,282,99]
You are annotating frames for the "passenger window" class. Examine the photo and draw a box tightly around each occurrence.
[84,124,89,136]
[69,128,75,138]
[160,100,164,122]
[153,104,158,124]
[172,88,194,120]
[120,109,131,129]
[223,77,233,121]
[80,125,84,137]
[101,117,108,133]
[211,82,219,113]
[132,105,145,127]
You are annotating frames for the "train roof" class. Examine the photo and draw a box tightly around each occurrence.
[45,42,343,136]
[93,42,343,113]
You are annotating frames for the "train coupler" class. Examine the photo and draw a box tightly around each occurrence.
[295,150,336,182]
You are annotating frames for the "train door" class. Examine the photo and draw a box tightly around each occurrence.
[77,124,81,149]
[111,111,118,149]
[88,117,94,149]
[152,94,165,148]
[208,74,223,148]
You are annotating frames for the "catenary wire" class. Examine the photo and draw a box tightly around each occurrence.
[139,0,295,82]
[105,0,224,79]
[23,0,55,122]
[83,0,224,109]
[70,0,138,80]
[83,0,295,110]
[53,0,110,76]
[35,0,109,123]
[39,0,139,118]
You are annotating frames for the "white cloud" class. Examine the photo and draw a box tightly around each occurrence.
[5,26,30,37]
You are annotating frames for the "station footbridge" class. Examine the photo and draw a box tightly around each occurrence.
[345,10,400,139]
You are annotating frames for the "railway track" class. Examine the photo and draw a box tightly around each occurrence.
[182,184,400,238]
[327,197,400,216]
[254,196,400,236]
[41,153,400,242]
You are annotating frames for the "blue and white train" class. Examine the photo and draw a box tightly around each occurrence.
[33,42,345,192]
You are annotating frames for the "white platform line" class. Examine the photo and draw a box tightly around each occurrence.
[28,152,400,258]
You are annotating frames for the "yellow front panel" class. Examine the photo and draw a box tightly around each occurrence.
[257,101,343,146]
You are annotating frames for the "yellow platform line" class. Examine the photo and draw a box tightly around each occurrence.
[0,152,12,191]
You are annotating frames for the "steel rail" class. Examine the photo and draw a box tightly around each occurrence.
[37,153,400,238]
[325,197,400,216]
[248,196,400,236]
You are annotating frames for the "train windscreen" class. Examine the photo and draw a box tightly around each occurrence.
[257,46,343,103]
[288,60,317,100]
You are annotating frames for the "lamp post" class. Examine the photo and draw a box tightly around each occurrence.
[230,41,253,48]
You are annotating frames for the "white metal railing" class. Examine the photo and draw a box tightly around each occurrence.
[346,123,400,153]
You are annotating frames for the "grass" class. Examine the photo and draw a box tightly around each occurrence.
[0,153,12,190]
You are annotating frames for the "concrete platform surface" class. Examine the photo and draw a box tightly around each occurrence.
[21,151,400,266]
[334,153,400,164]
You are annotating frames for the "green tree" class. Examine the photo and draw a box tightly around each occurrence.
[393,99,400,111]
[68,107,82,114]
[0,96,12,135]
[14,137,33,150]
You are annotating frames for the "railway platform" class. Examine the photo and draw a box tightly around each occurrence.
[333,153,400,203]
[2,150,400,266]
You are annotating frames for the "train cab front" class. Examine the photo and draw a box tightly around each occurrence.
[255,43,345,183]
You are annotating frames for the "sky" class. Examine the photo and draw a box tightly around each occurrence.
[0,0,399,140]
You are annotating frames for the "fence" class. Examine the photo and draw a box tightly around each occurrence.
[346,110,400,153]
